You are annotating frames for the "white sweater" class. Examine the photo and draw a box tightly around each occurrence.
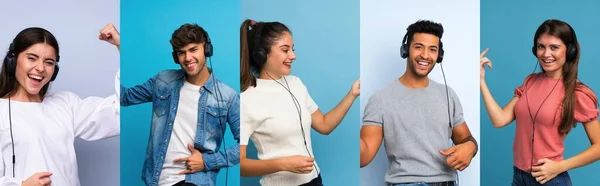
[241,76,320,186]
[0,72,120,186]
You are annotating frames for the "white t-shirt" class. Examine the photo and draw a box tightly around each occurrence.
[241,76,319,186]
[0,72,120,186]
[159,81,201,186]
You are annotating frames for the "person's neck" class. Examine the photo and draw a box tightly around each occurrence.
[544,70,562,79]
[399,71,429,88]
[4,87,42,102]
[185,66,211,86]
[258,70,282,80]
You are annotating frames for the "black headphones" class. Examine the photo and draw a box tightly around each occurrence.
[5,43,60,81]
[171,28,213,64]
[400,32,445,63]
[531,25,578,62]
[250,23,267,68]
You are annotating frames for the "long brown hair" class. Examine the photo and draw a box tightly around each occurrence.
[0,27,59,98]
[240,19,291,92]
[533,19,583,134]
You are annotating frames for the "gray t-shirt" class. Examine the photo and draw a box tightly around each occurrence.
[363,79,465,184]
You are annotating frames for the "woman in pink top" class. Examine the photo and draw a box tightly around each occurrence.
[480,19,600,185]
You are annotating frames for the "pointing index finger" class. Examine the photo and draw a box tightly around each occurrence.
[480,48,489,58]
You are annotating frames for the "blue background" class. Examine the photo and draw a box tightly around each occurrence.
[120,0,240,185]
[481,0,600,185]
[240,0,360,185]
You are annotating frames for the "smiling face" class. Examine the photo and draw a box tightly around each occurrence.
[406,33,440,78]
[262,31,296,78]
[535,33,568,76]
[174,42,207,78]
[13,43,58,97]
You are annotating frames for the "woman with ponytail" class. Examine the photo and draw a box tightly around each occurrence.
[480,19,600,185]
[239,19,359,185]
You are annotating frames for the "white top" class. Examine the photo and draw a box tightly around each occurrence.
[241,75,320,186]
[0,71,120,186]
[159,81,201,186]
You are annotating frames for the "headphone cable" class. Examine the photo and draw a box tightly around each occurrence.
[208,57,228,186]
[9,95,15,178]
[264,71,320,176]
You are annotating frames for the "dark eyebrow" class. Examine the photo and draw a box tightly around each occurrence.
[26,53,57,62]
[279,44,291,48]
[414,42,438,49]
[25,53,39,58]
[188,46,198,51]
[549,44,561,48]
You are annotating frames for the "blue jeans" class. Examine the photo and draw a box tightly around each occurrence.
[512,166,571,186]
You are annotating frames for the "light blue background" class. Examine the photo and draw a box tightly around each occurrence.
[120,0,240,185]
[360,0,480,185]
[241,0,360,185]
[481,0,600,185]
[0,1,120,186]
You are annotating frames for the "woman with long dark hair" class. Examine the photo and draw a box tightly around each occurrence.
[0,24,119,186]
[239,19,359,185]
[481,19,600,185]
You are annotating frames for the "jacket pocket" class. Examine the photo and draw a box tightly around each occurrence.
[153,91,171,117]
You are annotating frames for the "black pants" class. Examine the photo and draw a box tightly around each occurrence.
[299,174,323,186]
[173,180,197,186]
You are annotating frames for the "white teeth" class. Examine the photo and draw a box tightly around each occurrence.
[418,61,428,66]
[28,75,42,80]
[543,60,554,63]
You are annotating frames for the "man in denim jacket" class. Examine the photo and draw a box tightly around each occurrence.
[121,24,240,186]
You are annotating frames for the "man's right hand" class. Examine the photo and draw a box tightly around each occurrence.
[22,172,52,186]
[279,155,314,174]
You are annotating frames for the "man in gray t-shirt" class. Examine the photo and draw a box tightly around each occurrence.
[360,20,478,185]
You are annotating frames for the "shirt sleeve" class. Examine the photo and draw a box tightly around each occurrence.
[514,74,536,98]
[574,84,599,123]
[240,96,255,146]
[363,94,383,126]
[120,71,155,106]
[70,92,120,140]
[299,78,319,114]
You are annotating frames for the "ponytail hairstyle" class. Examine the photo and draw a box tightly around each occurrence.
[240,19,291,92]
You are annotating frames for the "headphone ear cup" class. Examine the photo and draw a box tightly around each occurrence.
[172,51,179,64]
[204,42,213,58]
[437,48,444,63]
[252,48,267,67]
[400,44,408,59]
[566,43,577,62]
[532,46,537,57]
[5,53,16,76]
[50,65,59,81]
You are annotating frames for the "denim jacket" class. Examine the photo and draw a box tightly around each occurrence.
[120,69,240,186]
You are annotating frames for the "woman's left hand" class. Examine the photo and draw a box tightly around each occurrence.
[531,158,566,184]
[350,79,360,97]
